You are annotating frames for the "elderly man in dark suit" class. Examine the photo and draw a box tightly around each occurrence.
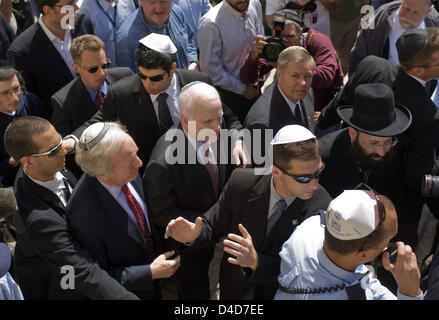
[7,0,94,114]
[144,82,242,299]
[5,116,139,300]
[165,124,332,299]
[68,122,181,300]
[69,33,244,174]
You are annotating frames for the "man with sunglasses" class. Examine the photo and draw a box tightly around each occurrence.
[275,189,423,300]
[70,34,243,175]
[7,0,94,114]
[0,62,47,187]
[51,34,132,177]
[4,116,139,299]
[164,125,331,299]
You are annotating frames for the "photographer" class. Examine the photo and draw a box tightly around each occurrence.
[240,9,343,111]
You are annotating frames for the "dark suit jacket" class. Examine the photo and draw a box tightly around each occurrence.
[244,83,315,135]
[0,12,15,60]
[66,174,161,300]
[13,168,137,300]
[51,67,133,137]
[191,168,332,300]
[393,69,439,191]
[144,123,231,298]
[7,15,94,110]
[72,69,242,173]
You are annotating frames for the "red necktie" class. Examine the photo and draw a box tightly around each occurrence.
[204,147,219,198]
[121,184,155,254]
[97,91,103,109]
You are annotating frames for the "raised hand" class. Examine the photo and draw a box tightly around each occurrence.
[165,216,203,244]
[223,224,258,271]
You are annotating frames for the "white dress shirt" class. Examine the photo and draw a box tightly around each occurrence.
[150,74,181,126]
[38,15,76,77]
[26,171,72,207]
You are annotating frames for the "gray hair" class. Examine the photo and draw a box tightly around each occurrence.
[178,81,220,119]
[277,46,316,70]
[75,122,128,177]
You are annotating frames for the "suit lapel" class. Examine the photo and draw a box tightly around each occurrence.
[243,175,271,250]
[132,77,161,137]
[301,91,315,132]
[89,176,147,250]
[72,78,97,113]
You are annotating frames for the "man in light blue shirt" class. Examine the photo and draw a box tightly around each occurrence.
[115,0,198,71]
[78,0,136,64]
[275,189,424,300]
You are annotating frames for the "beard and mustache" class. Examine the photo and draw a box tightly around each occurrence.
[350,136,395,171]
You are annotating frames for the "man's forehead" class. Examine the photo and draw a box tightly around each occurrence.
[0,76,18,89]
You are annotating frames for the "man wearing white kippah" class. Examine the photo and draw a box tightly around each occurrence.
[164,124,331,299]
[275,188,423,300]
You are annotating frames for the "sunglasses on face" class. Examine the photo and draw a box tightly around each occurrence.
[78,60,111,74]
[137,70,167,82]
[27,134,63,158]
[282,163,325,184]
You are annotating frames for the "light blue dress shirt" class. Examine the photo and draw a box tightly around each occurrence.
[173,0,211,47]
[78,0,136,65]
[274,214,423,300]
[84,80,109,109]
[115,5,198,71]
[0,273,23,300]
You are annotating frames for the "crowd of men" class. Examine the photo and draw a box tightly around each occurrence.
[1,0,439,301]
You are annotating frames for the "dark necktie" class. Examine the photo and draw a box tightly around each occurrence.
[121,184,155,254]
[62,178,71,202]
[96,91,104,109]
[157,92,173,134]
[294,103,304,126]
[345,282,367,300]
[266,199,287,236]
[204,147,219,198]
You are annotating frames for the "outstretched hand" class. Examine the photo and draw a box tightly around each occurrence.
[165,216,203,244]
[223,224,258,271]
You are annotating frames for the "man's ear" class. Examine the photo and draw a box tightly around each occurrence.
[20,156,31,170]
[354,249,369,264]
[170,62,177,75]
[72,63,81,74]
[348,127,357,143]
[271,164,281,177]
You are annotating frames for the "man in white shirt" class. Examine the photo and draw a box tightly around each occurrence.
[197,0,264,122]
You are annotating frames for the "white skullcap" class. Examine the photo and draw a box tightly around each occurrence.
[326,190,381,240]
[271,125,316,145]
[139,33,177,54]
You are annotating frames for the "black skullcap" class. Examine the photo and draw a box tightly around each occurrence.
[0,59,12,68]
[396,29,427,63]
[275,9,304,27]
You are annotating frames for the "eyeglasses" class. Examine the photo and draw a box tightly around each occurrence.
[360,136,398,149]
[27,134,64,158]
[137,70,167,82]
[78,60,111,74]
[281,163,325,184]
[354,183,386,222]
[0,86,21,97]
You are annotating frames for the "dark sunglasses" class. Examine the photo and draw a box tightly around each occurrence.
[79,60,111,74]
[27,134,63,158]
[354,183,386,222]
[282,163,325,184]
[137,70,167,82]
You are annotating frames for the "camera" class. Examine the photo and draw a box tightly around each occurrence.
[261,13,288,62]
[422,174,439,197]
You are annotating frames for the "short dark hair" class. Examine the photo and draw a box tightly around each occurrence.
[4,116,52,162]
[401,27,439,71]
[273,138,321,171]
[35,0,60,14]
[134,44,176,72]
[0,67,26,93]
[324,195,394,255]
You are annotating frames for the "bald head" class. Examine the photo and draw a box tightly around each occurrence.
[179,82,221,119]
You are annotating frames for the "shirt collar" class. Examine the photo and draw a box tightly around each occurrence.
[270,177,296,210]
[26,171,66,192]
[223,0,248,21]
[0,110,16,116]
[98,178,124,199]
[38,14,69,42]
[409,74,427,87]
[83,80,109,101]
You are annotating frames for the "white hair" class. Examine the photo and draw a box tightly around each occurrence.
[277,46,315,70]
[178,81,220,118]
[75,122,127,177]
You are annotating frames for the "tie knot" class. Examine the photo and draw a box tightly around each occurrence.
[157,92,168,103]
[121,184,130,194]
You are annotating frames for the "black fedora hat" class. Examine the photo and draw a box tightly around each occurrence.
[337,83,412,137]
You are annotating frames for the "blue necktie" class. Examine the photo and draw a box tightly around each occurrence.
[266,199,287,236]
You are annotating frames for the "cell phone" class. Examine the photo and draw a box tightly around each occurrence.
[374,242,398,268]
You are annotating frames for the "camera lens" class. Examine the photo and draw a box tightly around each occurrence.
[262,43,284,62]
